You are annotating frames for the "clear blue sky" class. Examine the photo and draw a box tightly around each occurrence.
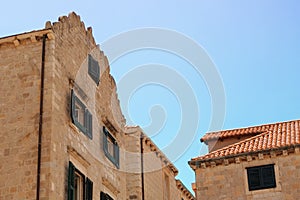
[2,0,300,193]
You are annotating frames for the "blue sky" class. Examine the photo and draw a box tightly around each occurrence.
[1,0,300,192]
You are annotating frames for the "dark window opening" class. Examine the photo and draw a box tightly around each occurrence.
[68,161,93,200]
[74,171,84,200]
[103,127,119,168]
[100,191,114,200]
[71,90,93,139]
[247,164,276,191]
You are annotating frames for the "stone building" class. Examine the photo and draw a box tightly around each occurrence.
[189,120,300,200]
[125,126,194,200]
[0,12,194,200]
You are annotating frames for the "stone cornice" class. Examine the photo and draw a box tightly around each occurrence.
[189,145,300,170]
[0,29,54,46]
[176,179,195,200]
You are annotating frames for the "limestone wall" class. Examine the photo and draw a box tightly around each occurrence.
[0,12,194,200]
[0,32,48,199]
[44,12,127,199]
[195,153,300,200]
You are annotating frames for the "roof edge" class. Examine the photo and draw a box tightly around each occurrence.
[201,119,300,142]
[175,179,195,200]
[0,28,54,46]
[189,144,300,169]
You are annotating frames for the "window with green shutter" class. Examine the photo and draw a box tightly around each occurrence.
[103,127,120,168]
[68,162,93,200]
[85,178,93,200]
[71,90,93,139]
[100,192,114,200]
[247,164,276,191]
[68,162,75,200]
[88,54,100,85]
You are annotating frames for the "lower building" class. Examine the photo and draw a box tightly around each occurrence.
[189,120,300,200]
[0,12,194,200]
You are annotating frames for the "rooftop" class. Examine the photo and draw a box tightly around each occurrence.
[200,119,300,143]
[192,119,300,162]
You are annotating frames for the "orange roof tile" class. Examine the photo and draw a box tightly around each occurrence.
[200,119,300,143]
[193,119,300,161]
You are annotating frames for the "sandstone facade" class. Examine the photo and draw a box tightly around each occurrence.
[190,120,300,200]
[0,12,194,200]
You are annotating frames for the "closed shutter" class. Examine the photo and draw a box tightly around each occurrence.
[247,168,260,190]
[85,109,93,139]
[71,90,76,124]
[103,127,108,153]
[261,165,276,188]
[88,54,100,85]
[114,143,120,168]
[100,191,106,199]
[247,164,276,191]
[85,178,93,200]
[68,162,75,200]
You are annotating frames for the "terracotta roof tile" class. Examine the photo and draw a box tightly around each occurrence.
[193,120,300,161]
[200,119,300,143]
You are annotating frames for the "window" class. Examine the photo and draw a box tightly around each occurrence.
[68,162,93,200]
[103,127,119,168]
[88,54,100,85]
[100,192,114,200]
[74,171,84,200]
[247,164,276,191]
[71,90,93,139]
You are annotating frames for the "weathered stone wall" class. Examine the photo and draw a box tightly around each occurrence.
[0,34,48,200]
[124,127,194,200]
[124,128,143,200]
[0,12,194,200]
[45,12,127,199]
[195,153,300,200]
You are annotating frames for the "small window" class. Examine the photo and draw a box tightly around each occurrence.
[100,192,114,200]
[68,162,93,200]
[74,171,84,200]
[88,54,100,85]
[71,90,93,139]
[247,164,276,191]
[103,127,119,168]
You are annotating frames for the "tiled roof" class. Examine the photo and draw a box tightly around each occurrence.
[200,119,300,143]
[193,119,300,161]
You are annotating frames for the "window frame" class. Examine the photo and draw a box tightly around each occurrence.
[68,161,93,200]
[74,169,85,200]
[100,191,114,200]
[71,90,93,139]
[246,164,276,191]
[88,54,100,85]
[103,127,120,168]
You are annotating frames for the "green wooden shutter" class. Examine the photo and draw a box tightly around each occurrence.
[88,54,100,85]
[68,161,75,200]
[100,192,107,200]
[71,90,76,124]
[85,177,93,200]
[247,168,260,190]
[103,127,108,153]
[114,143,120,168]
[85,109,93,139]
[261,165,276,188]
